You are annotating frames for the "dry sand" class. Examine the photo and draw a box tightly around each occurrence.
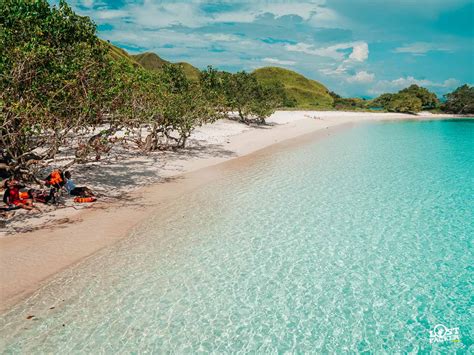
[0,110,461,311]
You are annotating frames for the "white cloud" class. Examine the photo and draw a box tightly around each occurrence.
[347,71,375,83]
[77,0,350,30]
[307,6,349,28]
[81,0,94,8]
[211,10,257,23]
[203,33,241,42]
[259,2,324,20]
[86,0,338,29]
[349,42,369,62]
[394,42,453,55]
[103,29,210,50]
[369,76,460,95]
[262,57,296,66]
[129,2,206,28]
[95,9,129,20]
[212,1,326,23]
[286,41,369,62]
[443,78,461,88]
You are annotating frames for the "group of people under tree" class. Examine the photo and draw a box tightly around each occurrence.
[1,170,95,215]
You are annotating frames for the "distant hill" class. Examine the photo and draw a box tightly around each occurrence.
[131,52,200,81]
[176,62,201,81]
[107,46,333,108]
[131,52,169,70]
[254,67,334,109]
[105,41,140,66]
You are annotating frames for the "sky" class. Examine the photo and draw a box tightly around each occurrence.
[66,0,473,97]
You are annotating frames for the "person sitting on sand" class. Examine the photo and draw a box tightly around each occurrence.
[44,169,67,203]
[64,171,95,197]
[44,169,65,189]
[1,180,20,213]
[3,179,36,211]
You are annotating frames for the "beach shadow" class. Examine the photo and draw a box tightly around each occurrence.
[3,142,234,235]
[73,142,235,191]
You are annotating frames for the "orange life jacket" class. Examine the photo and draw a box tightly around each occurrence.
[48,170,63,185]
[74,197,96,203]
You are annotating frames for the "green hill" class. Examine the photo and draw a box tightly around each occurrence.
[107,46,332,107]
[254,67,334,109]
[131,52,200,81]
[105,41,140,66]
[176,62,201,81]
[131,52,170,70]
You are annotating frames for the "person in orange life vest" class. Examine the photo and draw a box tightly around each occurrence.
[64,171,95,198]
[44,169,66,204]
[44,169,65,189]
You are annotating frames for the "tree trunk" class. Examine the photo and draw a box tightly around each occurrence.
[238,108,249,125]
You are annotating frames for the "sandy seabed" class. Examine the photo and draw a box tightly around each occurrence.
[0,110,463,311]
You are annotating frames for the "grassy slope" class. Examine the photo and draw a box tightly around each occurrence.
[131,52,170,70]
[108,45,334,109]
[254,67,334,109]
[131,52,201,81]
[105,41,140,66]
[176,62,201,81]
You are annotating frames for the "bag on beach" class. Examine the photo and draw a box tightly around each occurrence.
[74,197,97,203]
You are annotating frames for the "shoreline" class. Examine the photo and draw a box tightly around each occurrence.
[0,111,466,312]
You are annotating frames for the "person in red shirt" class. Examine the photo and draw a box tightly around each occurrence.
[4,179,35,210]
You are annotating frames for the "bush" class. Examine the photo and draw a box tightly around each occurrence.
[371,85,437,114]
[399,85,439,109]
[442,85,474,114]
[386,93,422,113]
[224,71,282,124]
[0,0,115,178]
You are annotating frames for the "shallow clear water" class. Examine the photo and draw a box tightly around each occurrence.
[1,120,473,353]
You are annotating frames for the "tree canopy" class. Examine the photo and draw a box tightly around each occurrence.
[0,0,281,181]
[1,0,115,178]
[371,85,438,114]
[399,85,439,109]
[442,85,474,114]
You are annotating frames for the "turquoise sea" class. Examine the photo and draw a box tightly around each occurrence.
[1,119,473,353]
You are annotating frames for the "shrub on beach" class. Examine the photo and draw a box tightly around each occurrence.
[223,71,282,125]
[199,68,283,125]
[385,93,423,114]
[152,64,218,149]
[399,85,439,110]
[442,85,474,114]
[331,96,369,111]
[0,0,284,182]
[0,0,117,179]
[371,85,437,114]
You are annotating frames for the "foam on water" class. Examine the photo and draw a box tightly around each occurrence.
[1,120,473,353]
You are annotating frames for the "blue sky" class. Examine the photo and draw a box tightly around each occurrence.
[67,0,473,97]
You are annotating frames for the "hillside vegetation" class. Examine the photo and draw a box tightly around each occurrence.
[106,42,139,65]
[131,52,169,70]
[114,51,334,109]
[1,0,283,180]
[131,52,201,81]
[176,62,201,81]
[254,67,334,109]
